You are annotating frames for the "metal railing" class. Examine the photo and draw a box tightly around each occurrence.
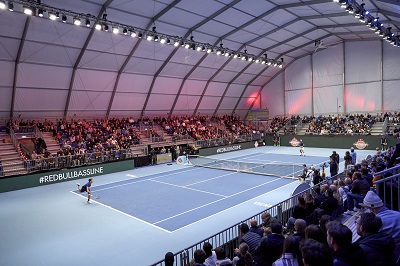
[0,146,148,177]
[373,164,400,211]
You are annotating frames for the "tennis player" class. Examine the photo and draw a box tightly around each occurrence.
[77,178,93,203]
[299,139,305,156]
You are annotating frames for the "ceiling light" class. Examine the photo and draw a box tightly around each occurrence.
[123,28,128,35]
[95,23,102,30]
[137,32,143,38]
[160,37,167,44]
[38,9,44,17]
[207,47,213,53]
[8,2,13,11]
[174,40,180,47]
[62,14,67,23]
[49,12,57,20]
[233,54,238,59]
[184,43,190,49]
[112,26,119,34]
[23,6,33,15]
[216,49,222,55]
[0,1,5,9]
[73,17,81,26]
[85,19,90,27]
[147,34,153,41]
[154,35,159,42]
[130,30,137,37]
[104,24,109,32]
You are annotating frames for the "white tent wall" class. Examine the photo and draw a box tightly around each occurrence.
[260,72,284,118]
[261,40,400,117]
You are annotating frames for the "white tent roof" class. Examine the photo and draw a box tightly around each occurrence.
[0,0,399,118]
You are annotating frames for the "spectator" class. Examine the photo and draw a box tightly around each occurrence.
[287,196,308,231]
[249,219,264,238]
[255,222,285,266]
[320,188,339,217]
[359,191,400,258]
[343,151,352,171]
[192,249,207,266]
[215,247,232,266]
[238,223,261,259]
[305,224,327,245]
[344,172,370,215]
[388,134,400,167]
[203,242,217,266]
[234,243,253,266]
[300,239,333,266]
[260,212,278,229]
[165,252,174,266]
[326,221,367,266]
[329,155,338,177]
[354,212,396,266]
[272,235,299,266]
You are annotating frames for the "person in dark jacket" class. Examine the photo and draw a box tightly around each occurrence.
[326,221,367,266]
[250,219,264,238]
[329,156,338,177]
[320,188,339,217]
[255,222,285,266]
[345,172,370,214]
[355,212,396,266]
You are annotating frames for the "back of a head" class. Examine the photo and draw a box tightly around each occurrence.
[305,224,327,245]
[283,235,299,254]
[164,252,174,266]
[215,247,226,260]
[240,223,250,234]
[361,168,369,175]
[301,239,333,266]
[326,188,334,198]
[295,219,307,233]
[271,222,283,234]
[326,221,352,248]
[319,215,333,233]
[358,212,382,234]
[194,249,206,263]
[239,243,253,266]
[202,242,213,258]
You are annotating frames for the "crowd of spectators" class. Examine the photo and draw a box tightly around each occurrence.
[155,115,255,141]
[305,114,377,135]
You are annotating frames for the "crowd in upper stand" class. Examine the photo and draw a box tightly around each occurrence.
[266,113,387,135]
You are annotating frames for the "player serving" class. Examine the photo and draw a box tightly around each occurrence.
[77,178,93,203]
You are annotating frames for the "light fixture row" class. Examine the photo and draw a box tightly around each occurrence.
[333,0,400,47]
[0,0,284,67]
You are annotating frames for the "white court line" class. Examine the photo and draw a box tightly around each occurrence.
[150,179,228,198]
[153,177,285,225]
[170,181,296,233]
[184,170,241,186]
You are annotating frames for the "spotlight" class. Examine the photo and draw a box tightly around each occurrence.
[123,28,128,35]
[255,59,260,63]
[207,47,212,53]
[146,34,153,41]
[49,12,57,20]
[104,24,109,32]
[201,46,205,51]
[38,9,44,17]
[56,12,60,18]
[85,19,90,27]
[73,17,81,26]
[62,14,67,23]
[137,32,143,38]
[248,56,253,62]
[184,43,190,49]
[8,2,13,11]
[130,30,137,37]
[196,45,202,51]
[166,39,170,44]
[233,54,238,59]
[174,40,180,47]
[160,37,167,44]
[95,23,102,30]
[154,35,159,42]
[216,49,222,55]
[112,26,119,34]
[23,6,33,15]
[0,1,5,9]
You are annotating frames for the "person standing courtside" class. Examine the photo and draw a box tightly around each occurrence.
[299,139,305,156]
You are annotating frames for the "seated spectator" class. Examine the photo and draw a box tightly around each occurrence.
[215,247,232,266]
[272,235,299,266]
[192,249,207,266]
[164,252,174,266]
[287,196,309,231]
[203,242,217,266]
[234,243,253,266]
[320,188,338,217]
[305,224,327,245]
[255,222,285,266]
[359,191,400,258]
[355,212,396,266]
[300,239,332,266]
[260,212,278,229]
[249,219,264,238]
[345,172,370,214]
[326,221,367,266]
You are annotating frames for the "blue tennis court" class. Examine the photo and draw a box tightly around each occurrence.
[72,152,328,232]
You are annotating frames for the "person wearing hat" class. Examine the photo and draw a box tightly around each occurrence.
[388,134,400,167]
[164,252,174,266]
[360,191,400,258]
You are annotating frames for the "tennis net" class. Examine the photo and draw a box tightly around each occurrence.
[188,155,304,179]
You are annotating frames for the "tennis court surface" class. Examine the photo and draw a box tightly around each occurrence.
[72,152,327,231]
